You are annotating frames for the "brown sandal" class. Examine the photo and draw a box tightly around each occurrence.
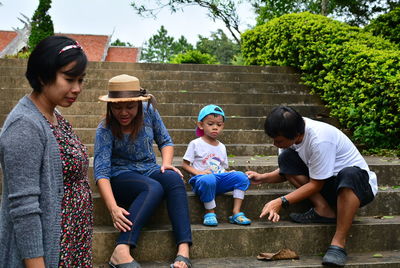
[257,248,299,261]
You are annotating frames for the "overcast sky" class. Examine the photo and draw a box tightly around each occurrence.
[0,0,256,47]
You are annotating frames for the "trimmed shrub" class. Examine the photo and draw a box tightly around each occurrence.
[4,51,31,59]
[242,12,400,152]
[364,6,400,45]
[169,50,219,64]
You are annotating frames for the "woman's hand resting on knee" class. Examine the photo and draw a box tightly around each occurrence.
[161,164,184,179]
[110,205,133,232]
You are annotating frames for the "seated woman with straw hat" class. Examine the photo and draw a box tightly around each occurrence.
[94,74,192,268]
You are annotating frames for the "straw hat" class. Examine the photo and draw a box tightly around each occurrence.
[99,74,152,102]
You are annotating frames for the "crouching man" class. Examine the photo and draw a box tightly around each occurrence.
[246,106,377,267]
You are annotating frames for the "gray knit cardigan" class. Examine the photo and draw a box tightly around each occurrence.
[0,96,64,267]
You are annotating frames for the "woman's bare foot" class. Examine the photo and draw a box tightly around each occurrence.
[172,243,190,268]
[110,244,134,265]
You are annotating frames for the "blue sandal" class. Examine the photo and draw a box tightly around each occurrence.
[203,212,218,226]
[229,212,252,225]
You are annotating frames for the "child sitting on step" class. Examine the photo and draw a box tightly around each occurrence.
[182,104,252,226]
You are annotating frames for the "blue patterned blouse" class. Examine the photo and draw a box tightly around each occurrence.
[94,103,173,182]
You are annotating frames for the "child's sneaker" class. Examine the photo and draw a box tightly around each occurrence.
[229,212,251,225]
[203,212,218,226]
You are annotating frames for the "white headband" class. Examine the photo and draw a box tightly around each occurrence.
[59,41,82,54]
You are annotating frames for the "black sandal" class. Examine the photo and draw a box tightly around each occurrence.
[109,260,141,268]
[289,208,336,224]
[322,245,347,267]
[170,255,192,268]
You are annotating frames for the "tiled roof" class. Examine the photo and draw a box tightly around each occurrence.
[59,33,110,62]
[0,31,140,63]
[0,31,17,51]
[105,46,140,62]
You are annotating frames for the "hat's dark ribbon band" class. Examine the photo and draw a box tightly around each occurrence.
[108,89,157,109]
[108,88,147,98]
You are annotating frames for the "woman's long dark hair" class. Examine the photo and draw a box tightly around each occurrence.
[105,101,144,140]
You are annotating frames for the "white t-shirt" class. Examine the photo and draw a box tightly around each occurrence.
[183,137,228,173]
[287,118,378,195]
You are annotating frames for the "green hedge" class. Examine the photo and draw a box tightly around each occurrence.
[242,12,400,152]
[169,50,219,64]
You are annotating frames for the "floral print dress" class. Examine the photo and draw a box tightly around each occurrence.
[47,111,93,267]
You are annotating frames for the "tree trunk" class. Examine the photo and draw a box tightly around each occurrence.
[321,0,328,16]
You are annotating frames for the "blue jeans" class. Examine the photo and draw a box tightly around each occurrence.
[189,171,250,203]
[111,170,192,247]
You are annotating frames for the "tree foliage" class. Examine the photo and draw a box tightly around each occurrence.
[28,0,54,51]
[169,50,219,64]
[172,36,194,55]
[131,0,242,44]
[111,39,133,47]
[364,6,400,45]
[252,0,400,26]
[140,25,193,63]
[196,29,240,64]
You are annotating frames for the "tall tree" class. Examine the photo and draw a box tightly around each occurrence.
[365,6,400,44]
[172,36,194,54]
[28,0,54,50]
[141,25,193,63]
[131,0,242,44]
[333,0,399,25]
[252,0,314,25]
[196,29,240,64]
[252,0,400,26]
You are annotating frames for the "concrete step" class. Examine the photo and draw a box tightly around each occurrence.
[1,76,311,95]
[88,155,400,189]
[73,128,270,145]
[1,156,399,195]
[83,143,278,159]
[91,189,400,226]
[91,217,400,263]
[98,250,400,267]
[58,115,339,130]
[86,62,298,74]
[87,155,400,189]
[0,59,298,74]
[1,88,322,105]
[87,115,335,129]
[0,66,302,83]
[0,102,330,118]
[1,109,335,131]
[65,103,330,118]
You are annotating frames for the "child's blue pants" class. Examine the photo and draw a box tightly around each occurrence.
[188,171,250,203]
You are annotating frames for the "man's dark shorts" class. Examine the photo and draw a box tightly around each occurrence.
[278,148,375,208]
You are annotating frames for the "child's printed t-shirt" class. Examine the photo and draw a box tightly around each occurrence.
[183,137,229,174]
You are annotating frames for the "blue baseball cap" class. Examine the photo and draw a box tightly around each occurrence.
[196,104,225,136]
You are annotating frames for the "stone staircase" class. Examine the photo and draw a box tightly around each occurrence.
[0,58,399,267]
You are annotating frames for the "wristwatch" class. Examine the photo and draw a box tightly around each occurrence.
[280,196,290,209]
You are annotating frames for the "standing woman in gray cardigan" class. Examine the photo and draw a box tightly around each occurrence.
[0,36,93,267]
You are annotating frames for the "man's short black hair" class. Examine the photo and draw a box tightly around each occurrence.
[26,35,87,93]
[264,106,305,139]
